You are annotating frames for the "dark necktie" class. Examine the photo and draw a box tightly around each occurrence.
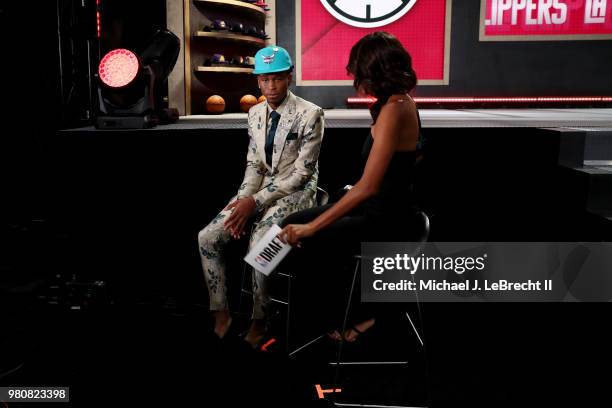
[266,111,280,167]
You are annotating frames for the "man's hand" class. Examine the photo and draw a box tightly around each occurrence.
[277,223,316,247]
[224,196,257,239]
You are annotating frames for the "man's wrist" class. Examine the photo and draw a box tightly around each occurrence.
[246,195,259,214]
[251,193,265,212]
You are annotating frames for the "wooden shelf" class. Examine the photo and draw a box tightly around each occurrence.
[194,31,265,46]
[195,66,254,73]
[186,0,267,114]
[194,0,266,18]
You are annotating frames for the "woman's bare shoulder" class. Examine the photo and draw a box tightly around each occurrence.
[379,94,417,120]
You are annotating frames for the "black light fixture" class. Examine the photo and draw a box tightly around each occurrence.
[95,29,180,129]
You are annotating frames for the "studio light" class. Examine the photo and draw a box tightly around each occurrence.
[95,29,180,129]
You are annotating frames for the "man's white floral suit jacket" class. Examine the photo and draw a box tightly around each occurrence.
[237,90,325,214]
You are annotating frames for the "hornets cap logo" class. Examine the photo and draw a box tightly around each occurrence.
[262,47,279,64]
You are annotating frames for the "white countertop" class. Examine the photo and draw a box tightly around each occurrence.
[67,108,612,131]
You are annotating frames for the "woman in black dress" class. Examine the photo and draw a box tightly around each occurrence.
[276,31,423,342]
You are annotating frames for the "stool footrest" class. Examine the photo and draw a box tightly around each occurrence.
[240,289,288,305]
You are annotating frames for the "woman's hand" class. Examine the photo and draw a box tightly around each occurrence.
[278,223,316,247]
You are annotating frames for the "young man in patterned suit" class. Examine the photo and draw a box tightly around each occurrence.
[197,46,325,346]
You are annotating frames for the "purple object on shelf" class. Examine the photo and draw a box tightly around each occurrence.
[211,54,227,65]
[212,20,228,31]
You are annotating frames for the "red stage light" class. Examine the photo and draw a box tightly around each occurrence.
[96,0,101,38]
[98,49,139,88]
[346,96,612,105]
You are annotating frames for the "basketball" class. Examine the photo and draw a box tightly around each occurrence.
[258,95,266,104]
[240,94,258,112]
[206,95,225,114]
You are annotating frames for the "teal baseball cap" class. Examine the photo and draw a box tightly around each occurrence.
[252,45,293,75]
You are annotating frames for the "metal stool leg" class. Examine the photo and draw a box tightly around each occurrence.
[333,256,361,387]
[286,269,291,353]
[238,223,258,319]
[237,260,252,318]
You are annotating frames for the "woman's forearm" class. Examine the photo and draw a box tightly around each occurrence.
[309,183,375,232]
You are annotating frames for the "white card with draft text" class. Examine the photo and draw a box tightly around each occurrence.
[244,224,292,276]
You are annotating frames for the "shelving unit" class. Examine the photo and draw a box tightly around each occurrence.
[193,31,265,46]
[195,66,254,73]
[194,0,266,17]
[183,0,275,114]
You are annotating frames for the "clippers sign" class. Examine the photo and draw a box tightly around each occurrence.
[480,0,612,40]
[296,0,452,86]
[319,0,419,28]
